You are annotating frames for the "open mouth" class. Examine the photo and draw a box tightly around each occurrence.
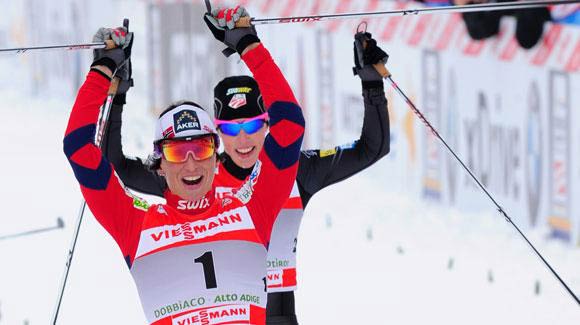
[182,175,203,186]
[235,146,255,156]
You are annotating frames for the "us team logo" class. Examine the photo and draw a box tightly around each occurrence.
[173,110,201,133]
[228,94,247,109]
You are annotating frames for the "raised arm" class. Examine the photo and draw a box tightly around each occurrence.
[242,44,304,243]
[204,7,304,244]
[63,27,143,265]
[102,100,166,197]
[297,32,391,206]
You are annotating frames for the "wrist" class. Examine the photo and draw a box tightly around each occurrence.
[239,39,260,55]
[91,58,116,76]
[361,80,384,90]
[91,65,114,79]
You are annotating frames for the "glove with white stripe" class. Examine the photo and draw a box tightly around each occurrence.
[203,6,260,56]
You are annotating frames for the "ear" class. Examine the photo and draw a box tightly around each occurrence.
[157,169,166,176]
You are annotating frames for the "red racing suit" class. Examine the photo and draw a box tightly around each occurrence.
[63,44,304,325]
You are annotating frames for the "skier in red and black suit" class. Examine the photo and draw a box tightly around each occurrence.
[63,13,304,325]
[102,7,391,325]
[103,7,391,325]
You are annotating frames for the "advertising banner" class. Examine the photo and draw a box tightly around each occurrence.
[147,0,580,245]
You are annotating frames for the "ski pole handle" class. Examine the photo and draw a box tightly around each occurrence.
[104,39,117,49]
[235,16,252,28]
[104,19,130,50]
[361,38,391,78]
[204,0,253,27]
[374,63,391,79]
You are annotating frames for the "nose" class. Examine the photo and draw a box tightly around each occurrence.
[183,154,199,168]
[237,129,253,142]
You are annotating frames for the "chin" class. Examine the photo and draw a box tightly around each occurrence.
[180,187,210,201]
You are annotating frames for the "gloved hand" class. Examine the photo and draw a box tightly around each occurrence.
[203,6,260,56]
[353,32,388,83]
[112,59,134,105]
[91,26,134,74]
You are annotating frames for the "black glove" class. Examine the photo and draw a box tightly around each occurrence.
[203,6,260,56]
[112,59,134,105]
[353,32,388,85]
[91,27,134,73]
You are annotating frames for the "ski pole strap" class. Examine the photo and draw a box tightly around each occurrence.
[358,31,391,78]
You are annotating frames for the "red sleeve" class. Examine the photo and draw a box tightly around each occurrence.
[242,44,298,107]
[63,71,144,265]
[240,45,305,245]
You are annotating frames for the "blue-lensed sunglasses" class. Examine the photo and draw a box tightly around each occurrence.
[214,112,269,136]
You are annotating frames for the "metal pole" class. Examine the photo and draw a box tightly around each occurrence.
[51,18,128,323]
[0,218,64,241]
[0,41,115,55]
[245,0,579,25]
[384,73,580,306]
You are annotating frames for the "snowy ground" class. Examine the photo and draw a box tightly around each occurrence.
[1,1,579,323]
[0,88,579,324]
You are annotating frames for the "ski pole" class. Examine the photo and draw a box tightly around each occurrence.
[362,39,580,305]
[0,41,118,55]
[51,19,128,325]
[0,218,64,241]
[232,0,579,26]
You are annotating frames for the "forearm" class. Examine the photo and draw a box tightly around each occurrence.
[102,103,166,197]
[297,85,390,194]
[242,44,298,107]
[63,70,142,258]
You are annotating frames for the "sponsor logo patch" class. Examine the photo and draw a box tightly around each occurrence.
[226,87,252,96]
[235,161,262,204]
[221,197,233,207]
[171,304,251,325]
[339,141,358,150]
[228,94,247,109]
[136,207,254,257]
[173,110,201,133]
[162,126,174,139]
[157,205,167,215]
[177,198,210,211]
[319,148,336,158]
[133,197,150,211]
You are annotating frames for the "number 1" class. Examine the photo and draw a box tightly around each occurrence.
[194,251,217,289]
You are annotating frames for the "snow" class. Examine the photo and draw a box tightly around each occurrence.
[0,1,579,324]
[1,92,578,324]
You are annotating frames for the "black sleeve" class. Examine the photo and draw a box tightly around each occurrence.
[296,81,390,206]
[102,102,166,197]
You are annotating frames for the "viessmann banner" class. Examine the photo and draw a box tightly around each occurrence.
[147,0,580,245]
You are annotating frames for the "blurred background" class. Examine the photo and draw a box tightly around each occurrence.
[0,0,579,324]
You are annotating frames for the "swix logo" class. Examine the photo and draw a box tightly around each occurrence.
[177,198,210,211]
[279,17,321,23]
[174,110,201,133]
